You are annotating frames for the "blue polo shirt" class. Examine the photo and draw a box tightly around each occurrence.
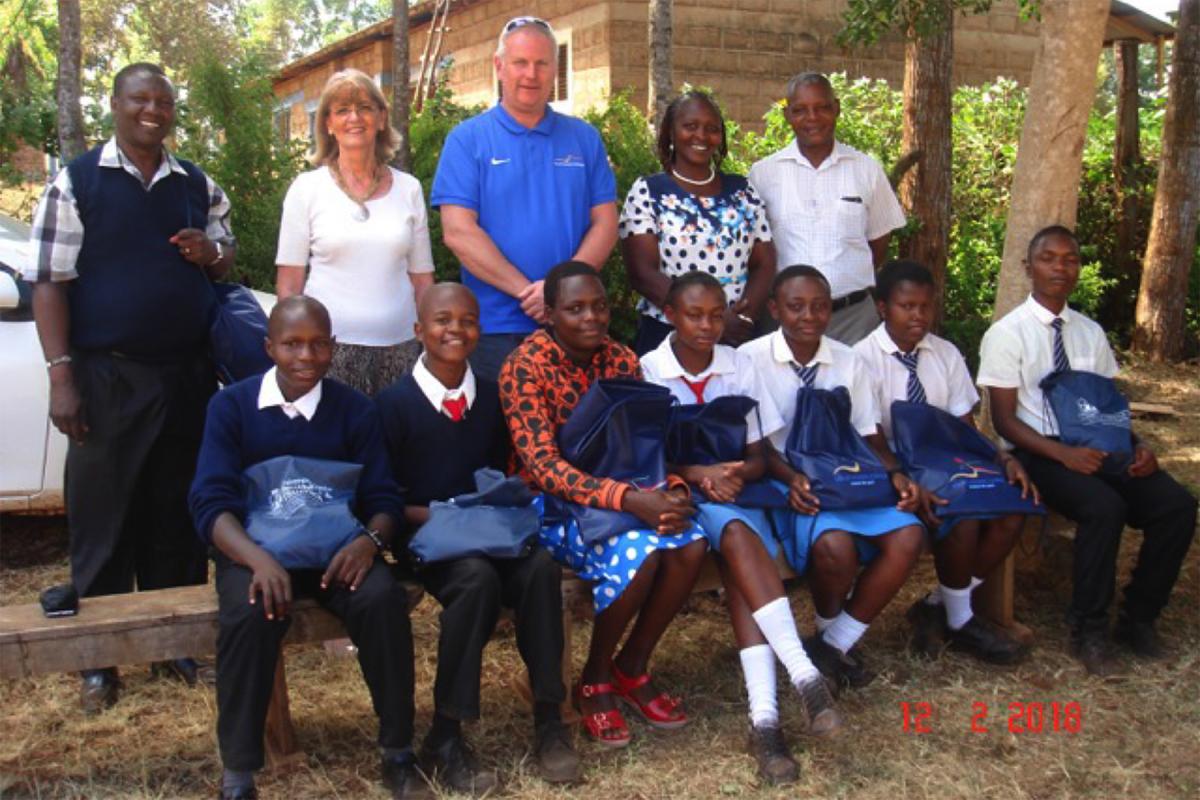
[431,104,617,334]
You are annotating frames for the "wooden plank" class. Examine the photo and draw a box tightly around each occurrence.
[1129,401,1178,416]
[264,656,303,766]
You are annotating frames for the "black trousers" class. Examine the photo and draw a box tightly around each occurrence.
[214,556,415,771]
[66,350,213,598]
[1016,450,1197,632]
[419,549,565,721]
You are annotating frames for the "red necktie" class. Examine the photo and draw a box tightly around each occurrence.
[442,394,467,422]
[680,375,712,404]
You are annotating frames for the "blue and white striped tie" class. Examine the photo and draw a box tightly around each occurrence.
[892,351,927,404]
[1051,317,1070,374]
[792,362,818,388]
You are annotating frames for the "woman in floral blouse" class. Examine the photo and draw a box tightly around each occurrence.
[620,90,777,355]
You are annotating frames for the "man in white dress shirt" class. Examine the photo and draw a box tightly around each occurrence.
[749,73,906,345]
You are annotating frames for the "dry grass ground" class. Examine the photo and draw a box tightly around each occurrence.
[1,358,1197,800]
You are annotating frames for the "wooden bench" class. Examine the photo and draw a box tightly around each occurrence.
[0,540,1032,765]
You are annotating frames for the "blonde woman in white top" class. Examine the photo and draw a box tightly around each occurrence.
[276,69,435,395]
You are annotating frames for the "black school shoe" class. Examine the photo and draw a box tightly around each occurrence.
[381,754,432,800]
[947,617,1026,665]
[795,676,843,736]
[152,657,217,687]
[533,720,582,784]
[1113,614,1165,659]
[216,787,257,800]
[79,668,119,715]
[419,733,498,796]
[747,724,799,785]
[803,636,875,692]
[1069,629,1122,677]
[906,597,949,658]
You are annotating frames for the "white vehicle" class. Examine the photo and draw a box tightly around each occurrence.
[0,212,274,513]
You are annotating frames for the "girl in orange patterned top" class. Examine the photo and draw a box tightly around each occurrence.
[499,261,709,748]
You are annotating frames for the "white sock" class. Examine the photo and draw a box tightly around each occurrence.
[752,597,820,684]
[924,585,944,605]
[941,583,974,630]
[815,613,836,633]
[739,644,779,728]
[822,611,868,655]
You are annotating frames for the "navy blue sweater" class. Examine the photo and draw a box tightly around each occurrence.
[189,375,404,544]
[376,374,510,514]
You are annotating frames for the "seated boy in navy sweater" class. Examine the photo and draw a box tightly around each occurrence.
[376,283,579,792]
[189,296,423,800]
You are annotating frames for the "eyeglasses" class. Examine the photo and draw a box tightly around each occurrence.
[501,16,552,36]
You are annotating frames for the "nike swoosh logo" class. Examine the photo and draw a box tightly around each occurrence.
[833,462,861,475]
[490,157,511,166]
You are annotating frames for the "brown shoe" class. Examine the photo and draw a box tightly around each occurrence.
[747,724,799,785]
[80,668,119,715]
[795,675,843,736]
[1070,630,1121,677]
[533,720,581,784]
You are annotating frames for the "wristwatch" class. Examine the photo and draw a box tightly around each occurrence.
[207,240,226,266]
[360,527,386,552]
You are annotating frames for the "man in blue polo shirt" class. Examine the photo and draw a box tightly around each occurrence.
[431,16,618,379]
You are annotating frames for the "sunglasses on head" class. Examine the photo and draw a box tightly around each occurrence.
[502,16,552,35]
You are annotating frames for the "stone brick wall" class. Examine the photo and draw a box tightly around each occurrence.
[274,0,1039,140]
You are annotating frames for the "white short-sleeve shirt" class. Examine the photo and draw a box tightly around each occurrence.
[977,295,1119,437]
[641,337,785,444]
[748,140,905,301]
[852,323,980,444]
[737,330,880,451]
[275,166,435,346]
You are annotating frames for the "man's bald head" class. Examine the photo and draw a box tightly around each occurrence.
[417,282,479,322]
[268,295,332,339]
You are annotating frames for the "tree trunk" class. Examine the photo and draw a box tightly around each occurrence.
[898,3,953,328]
[992,0,1109,319]
[55,0,86,161]
[1107,39,1142,329]
[391,0,411,172]
[648,0,672,129]
[1133,0,1200,360]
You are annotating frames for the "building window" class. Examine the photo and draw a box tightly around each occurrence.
[273,109,291,143]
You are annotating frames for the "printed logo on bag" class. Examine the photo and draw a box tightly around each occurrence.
[833,462,862,475]
[832,461,886,486]
[1076,398,1131,427]
[268,479,335,518]
[948,458,1006,491]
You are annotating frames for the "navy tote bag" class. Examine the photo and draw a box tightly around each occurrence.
[1038,370,1133,474]
[890,401,1043,518]
[666,395,788,508]
[243,456,365,569]
[408,468,540,565]
[784,386,897,510]
[552,379,676,544]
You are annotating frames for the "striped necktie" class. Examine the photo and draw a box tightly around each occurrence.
[792,362,818,388]
[892,351,927,404]
[1051,317,1071,373]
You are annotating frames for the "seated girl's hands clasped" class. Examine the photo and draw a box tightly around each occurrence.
[623,488,697,535]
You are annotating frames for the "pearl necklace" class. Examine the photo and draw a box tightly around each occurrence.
[670,165,716,187]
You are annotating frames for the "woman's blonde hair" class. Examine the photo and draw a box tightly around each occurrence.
[310,68,401,166]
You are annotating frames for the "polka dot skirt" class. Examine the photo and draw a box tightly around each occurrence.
[539,520,708,613]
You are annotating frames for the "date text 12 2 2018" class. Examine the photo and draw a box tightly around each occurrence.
[900,701,1083,734]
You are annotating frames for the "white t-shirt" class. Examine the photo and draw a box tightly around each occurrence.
[640,336,785,444]
[738,330,880,451]
[748,140,905,300]
[276,166,435,346]
[977,295,1119,437]
[853,323,979,444]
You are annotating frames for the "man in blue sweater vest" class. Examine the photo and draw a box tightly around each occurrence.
[26,62,237,711]
[189,296,425,800]
[377,283,580,791]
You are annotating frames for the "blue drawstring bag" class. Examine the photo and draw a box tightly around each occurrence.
[409,468,540,564]
[784,386,897,510]
[242,456,365,569]
[890,401,1044,518]
[666,395,788,508]
[553,378,676,544]
[1039,370,1133,474]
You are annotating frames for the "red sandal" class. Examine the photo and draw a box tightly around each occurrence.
[611,664,689,729]
[574,682,632,748]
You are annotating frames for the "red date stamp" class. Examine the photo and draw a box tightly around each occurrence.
[901,701,1083,734]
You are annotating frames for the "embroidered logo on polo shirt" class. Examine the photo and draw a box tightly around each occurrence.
[553,153,586,168]
[490,157,511,166]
